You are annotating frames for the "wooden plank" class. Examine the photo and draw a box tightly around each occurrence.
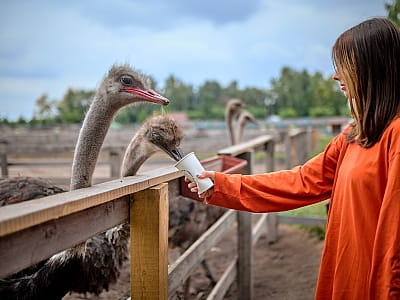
[109,150,122,178]
[0,166,181,237]
[218,135,273,157]
[0,196,129,278]
[0,153,8,177]
[278,215,326,226]
[284,133,292,169]
[266,213,278,243]
[207,257,237,300]
[27,177,116,186]
[168,210,236,295]
[237,211,253,300]
[252,214,267,245]
[237,152,253,175]
[130,183,169,300]
[265,141,275,172]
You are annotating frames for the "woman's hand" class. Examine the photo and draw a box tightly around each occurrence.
[185,171,215,199]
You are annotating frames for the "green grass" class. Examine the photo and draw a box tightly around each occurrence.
[279,200,329,218]
[279,200,329,241]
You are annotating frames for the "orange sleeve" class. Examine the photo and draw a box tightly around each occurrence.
[206,133,345,212]
[369,152,400,299]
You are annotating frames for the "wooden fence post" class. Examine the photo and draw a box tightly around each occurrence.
[237,211,253,300]
[265,140,275,173]
[236,151,253,300]
[109,150,121,179]
[266,213,278,244]
[264,140,278,244]
[284,132,292,169]
[0,141,8,178]
[130,183,169,300]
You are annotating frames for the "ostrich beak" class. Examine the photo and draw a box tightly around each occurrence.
[249,117,258,125]
[157,143,185,162]
[122,87,170,105]
[166,147,185,162]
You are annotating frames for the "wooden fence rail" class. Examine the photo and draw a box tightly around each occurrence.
[0,128,326,299]
[0,146,123,184]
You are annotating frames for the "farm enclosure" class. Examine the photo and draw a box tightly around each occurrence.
[0,125,325,299]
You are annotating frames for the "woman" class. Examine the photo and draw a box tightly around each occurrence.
[187,18,400,299]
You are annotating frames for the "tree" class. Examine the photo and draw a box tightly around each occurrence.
[197,80,223,118]
[57,88,94,123]
[162,75,194,111]
[269,67,347,118]
[34,94,57,122]
[386,0,400,27]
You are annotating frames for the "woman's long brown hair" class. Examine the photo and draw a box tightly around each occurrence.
[332,18,400,148]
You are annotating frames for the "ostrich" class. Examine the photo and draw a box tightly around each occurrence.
[0,177,65,206]
[225,98,257,145]
[236,110,257,143]
[0,65,172,300]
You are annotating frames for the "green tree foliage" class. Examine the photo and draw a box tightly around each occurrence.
[57,88,94,123]
[386,0,400,26]
[197,80,223,118]
[162,75,194,111]
[33,94,58,124]
[270,67,347,118]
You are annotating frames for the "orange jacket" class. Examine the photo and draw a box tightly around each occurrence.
[206,118,400,299]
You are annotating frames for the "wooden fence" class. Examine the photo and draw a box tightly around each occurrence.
[0,129,326,299]
[0,141,123,184]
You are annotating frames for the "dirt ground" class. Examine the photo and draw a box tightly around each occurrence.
[3,127,325,299]
[61,224,323,300]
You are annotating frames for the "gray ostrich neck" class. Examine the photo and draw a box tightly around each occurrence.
[120,133,155,177]
[70,96,116,190]
[226,111,236,145]
[110,133,156,245]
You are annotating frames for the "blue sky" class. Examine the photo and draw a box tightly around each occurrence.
[0,0,387,120]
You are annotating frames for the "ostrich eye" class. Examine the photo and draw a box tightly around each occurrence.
[120,76,133,85]
[152,132,162,141]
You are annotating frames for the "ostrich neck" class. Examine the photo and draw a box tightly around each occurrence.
[225,110,237,145]
[238,122,245,143]
[70,95,116,190]
[120,134,156,177]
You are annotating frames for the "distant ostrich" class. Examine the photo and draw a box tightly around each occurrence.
[0,65,171,300]
[225,98,257,145]
[236,110,257,143]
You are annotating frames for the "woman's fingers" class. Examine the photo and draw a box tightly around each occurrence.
[197,171,215,180]
[185,170,215,198]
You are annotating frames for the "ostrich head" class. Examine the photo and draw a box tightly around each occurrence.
[238,110,257,126]
[226,98,246,120]
[121,114,184,177]
[100,64,169,108]
[143,114,184,162]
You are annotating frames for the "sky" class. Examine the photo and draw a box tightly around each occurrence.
[0,0,387,120]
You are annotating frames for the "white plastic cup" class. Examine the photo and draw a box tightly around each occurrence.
[174,152,214,195]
